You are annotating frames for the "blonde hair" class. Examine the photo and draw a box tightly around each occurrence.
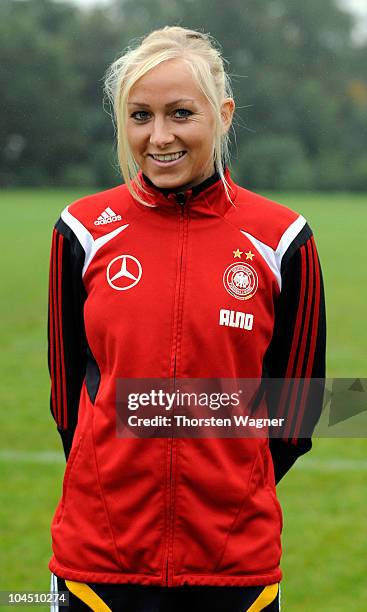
[103,25,235,207]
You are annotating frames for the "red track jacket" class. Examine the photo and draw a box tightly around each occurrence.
[47,167,326,586]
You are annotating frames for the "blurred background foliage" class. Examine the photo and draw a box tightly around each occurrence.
[1,0,366,190]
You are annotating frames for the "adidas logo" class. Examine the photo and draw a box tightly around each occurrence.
[94,206,122,225]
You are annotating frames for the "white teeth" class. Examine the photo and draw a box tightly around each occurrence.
[151,152,185,162]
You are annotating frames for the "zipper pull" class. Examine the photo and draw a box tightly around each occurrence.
[175,192,185,206]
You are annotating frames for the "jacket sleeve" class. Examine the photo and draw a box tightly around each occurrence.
[47,216,88,461]
[263,222,326,484]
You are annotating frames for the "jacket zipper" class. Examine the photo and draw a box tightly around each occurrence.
[165,191,188,585]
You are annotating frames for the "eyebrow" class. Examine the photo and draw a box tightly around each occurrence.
[128,98,195,107]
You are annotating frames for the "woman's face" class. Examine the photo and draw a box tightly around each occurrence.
[126,58,234,191]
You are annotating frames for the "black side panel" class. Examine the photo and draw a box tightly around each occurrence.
[86,345,101,404]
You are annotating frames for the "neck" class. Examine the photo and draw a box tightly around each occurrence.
[142,165,223,197]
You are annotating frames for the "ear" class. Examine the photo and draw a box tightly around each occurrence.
[220,98,235,135]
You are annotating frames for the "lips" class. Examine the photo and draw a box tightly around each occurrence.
[148,151,187,166]
[149,151,186,162]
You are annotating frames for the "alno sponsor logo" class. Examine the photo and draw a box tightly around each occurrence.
[219,309,254,330]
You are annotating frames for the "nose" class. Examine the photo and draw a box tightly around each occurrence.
[149,117,175,149]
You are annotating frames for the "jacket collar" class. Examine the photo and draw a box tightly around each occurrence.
[141,168,221,198]
[131,166,238,214]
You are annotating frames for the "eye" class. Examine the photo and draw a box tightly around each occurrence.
[131,111,150,122]
[174,109,193,119]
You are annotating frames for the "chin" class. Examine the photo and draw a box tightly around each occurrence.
[145,170,188,189]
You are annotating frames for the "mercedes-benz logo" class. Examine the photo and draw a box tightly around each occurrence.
[106,255,142,291]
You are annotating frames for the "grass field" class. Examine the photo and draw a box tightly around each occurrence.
[0,188,366,610]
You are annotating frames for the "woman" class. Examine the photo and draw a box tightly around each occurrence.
[48,26,326,611]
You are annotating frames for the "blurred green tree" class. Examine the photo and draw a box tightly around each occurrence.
[0,0,85,185]
[0,0,366,189]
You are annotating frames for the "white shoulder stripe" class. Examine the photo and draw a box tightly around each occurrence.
[60,206,129,276]
[61,207,94,255]
[241,215,307,291]
[83,223,129,276]
[241,231,282,289]
[275,215,307,261]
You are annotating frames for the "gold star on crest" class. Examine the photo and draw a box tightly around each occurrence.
[245,250,255,260]
[233,249,243,258]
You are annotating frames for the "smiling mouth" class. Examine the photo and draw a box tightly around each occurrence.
[149,151,186,162]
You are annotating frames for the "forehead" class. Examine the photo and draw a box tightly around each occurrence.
[128,59,207,105]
